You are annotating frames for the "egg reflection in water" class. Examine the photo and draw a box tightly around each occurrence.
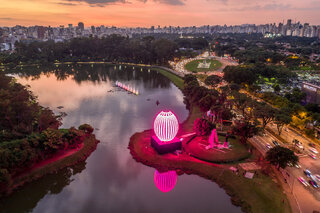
[154,170,178,193]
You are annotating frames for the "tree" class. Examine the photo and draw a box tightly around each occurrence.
[273,84,281,93]
[253,103,276,129]
[266,146,299,169]
[223,65,257,85]
[274,111,292,135]
[204,75,222,87]
[231,92,252,117]
[232,120,260,144]
[199,94,214,112]
[193,118,214,136]
[285,88,306,104]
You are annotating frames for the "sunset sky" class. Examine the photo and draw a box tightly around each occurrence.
[0,0,319,27]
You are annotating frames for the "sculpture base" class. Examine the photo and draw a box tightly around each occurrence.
[151,136,181,154]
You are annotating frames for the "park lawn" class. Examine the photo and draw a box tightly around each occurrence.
[184,135,251,163]
[152,68,184,90]
[219,169,291,213]
[185,59,222,73]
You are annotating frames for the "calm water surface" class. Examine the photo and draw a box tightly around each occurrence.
[1,64,241,213]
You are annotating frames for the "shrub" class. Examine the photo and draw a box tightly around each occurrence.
[204,75,222,87]
[79,124,94,134]
[305,129,314,137]
[193,118,213,136]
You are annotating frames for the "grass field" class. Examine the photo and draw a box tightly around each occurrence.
[185,59,222,73]
[185,135,251,163]
[152,68,184,90]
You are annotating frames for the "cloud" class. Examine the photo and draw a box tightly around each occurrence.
[66,0,126,6]
[238,3,292,11]
[56,2,78,6]
[153,0,186,5]
[0,17,14,20]
[66,0,185,6]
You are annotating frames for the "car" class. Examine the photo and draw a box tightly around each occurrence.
[309,143,316,148]
[272,140,280,146]
[298,177,309,187]
[294,163,301,169]
[309,180,319,188]
[309,154,317,159]
[304,169,312,177]
[315,174,320,182]
[266,144,272,149]
[311,175,318,183]
[287,162,293,167]
[309,148,319,154]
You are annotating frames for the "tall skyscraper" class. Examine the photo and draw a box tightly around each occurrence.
[287,19,292,28]
[78,22,84,31]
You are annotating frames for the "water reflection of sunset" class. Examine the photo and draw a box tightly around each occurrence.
[17,74,113,111]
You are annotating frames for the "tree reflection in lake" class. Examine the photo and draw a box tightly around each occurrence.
[1,65,241,213]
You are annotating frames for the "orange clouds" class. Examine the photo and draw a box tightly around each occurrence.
[0,0,319,27]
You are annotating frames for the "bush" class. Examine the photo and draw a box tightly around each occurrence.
[204,75,222,87]
[79,124,94,134]
[193,118,213,136]
[305,129,314,137]
[0,169,10,183]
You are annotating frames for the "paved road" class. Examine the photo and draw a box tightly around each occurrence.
[250,128,320,213]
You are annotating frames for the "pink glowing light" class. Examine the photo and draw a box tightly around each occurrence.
[154,111,179,142]
[154,170,177,193]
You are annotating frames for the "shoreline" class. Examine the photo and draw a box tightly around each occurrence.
[0,134,100,197]
[128,68,291,213]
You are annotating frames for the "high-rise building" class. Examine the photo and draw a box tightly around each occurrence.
[91,26,95,34]
[37,26,46,39]
[78,22,84,31]
[287,19,292,28]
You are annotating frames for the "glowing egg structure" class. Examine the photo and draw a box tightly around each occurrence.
[153,111,179,142]
[154,170,178,193]
[115,81,139,95]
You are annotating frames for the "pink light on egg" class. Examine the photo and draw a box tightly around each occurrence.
[154,111,179,142]
[154,170,177,193]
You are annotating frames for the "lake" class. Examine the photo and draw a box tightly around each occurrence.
[1,64,241,213]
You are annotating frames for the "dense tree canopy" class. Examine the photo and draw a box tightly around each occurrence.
[266,146,299,169]
[0,73,62,140]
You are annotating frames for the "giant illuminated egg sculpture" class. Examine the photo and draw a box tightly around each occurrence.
[151,111,181,154]
[154,170,178,193]
[154,111,179,142]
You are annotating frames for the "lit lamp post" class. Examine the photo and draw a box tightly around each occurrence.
[151,111,181,154]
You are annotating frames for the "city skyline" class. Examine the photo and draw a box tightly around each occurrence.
[0,0,320,27]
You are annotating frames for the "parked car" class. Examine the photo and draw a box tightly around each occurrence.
[272,140,280,146]
[298,177,309,187]
[309,180,319,188]
[266,144,272,149]
[309,143,316,148]
[304,169,312,177]
[309,148,319,154]
[315,174,320,182]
